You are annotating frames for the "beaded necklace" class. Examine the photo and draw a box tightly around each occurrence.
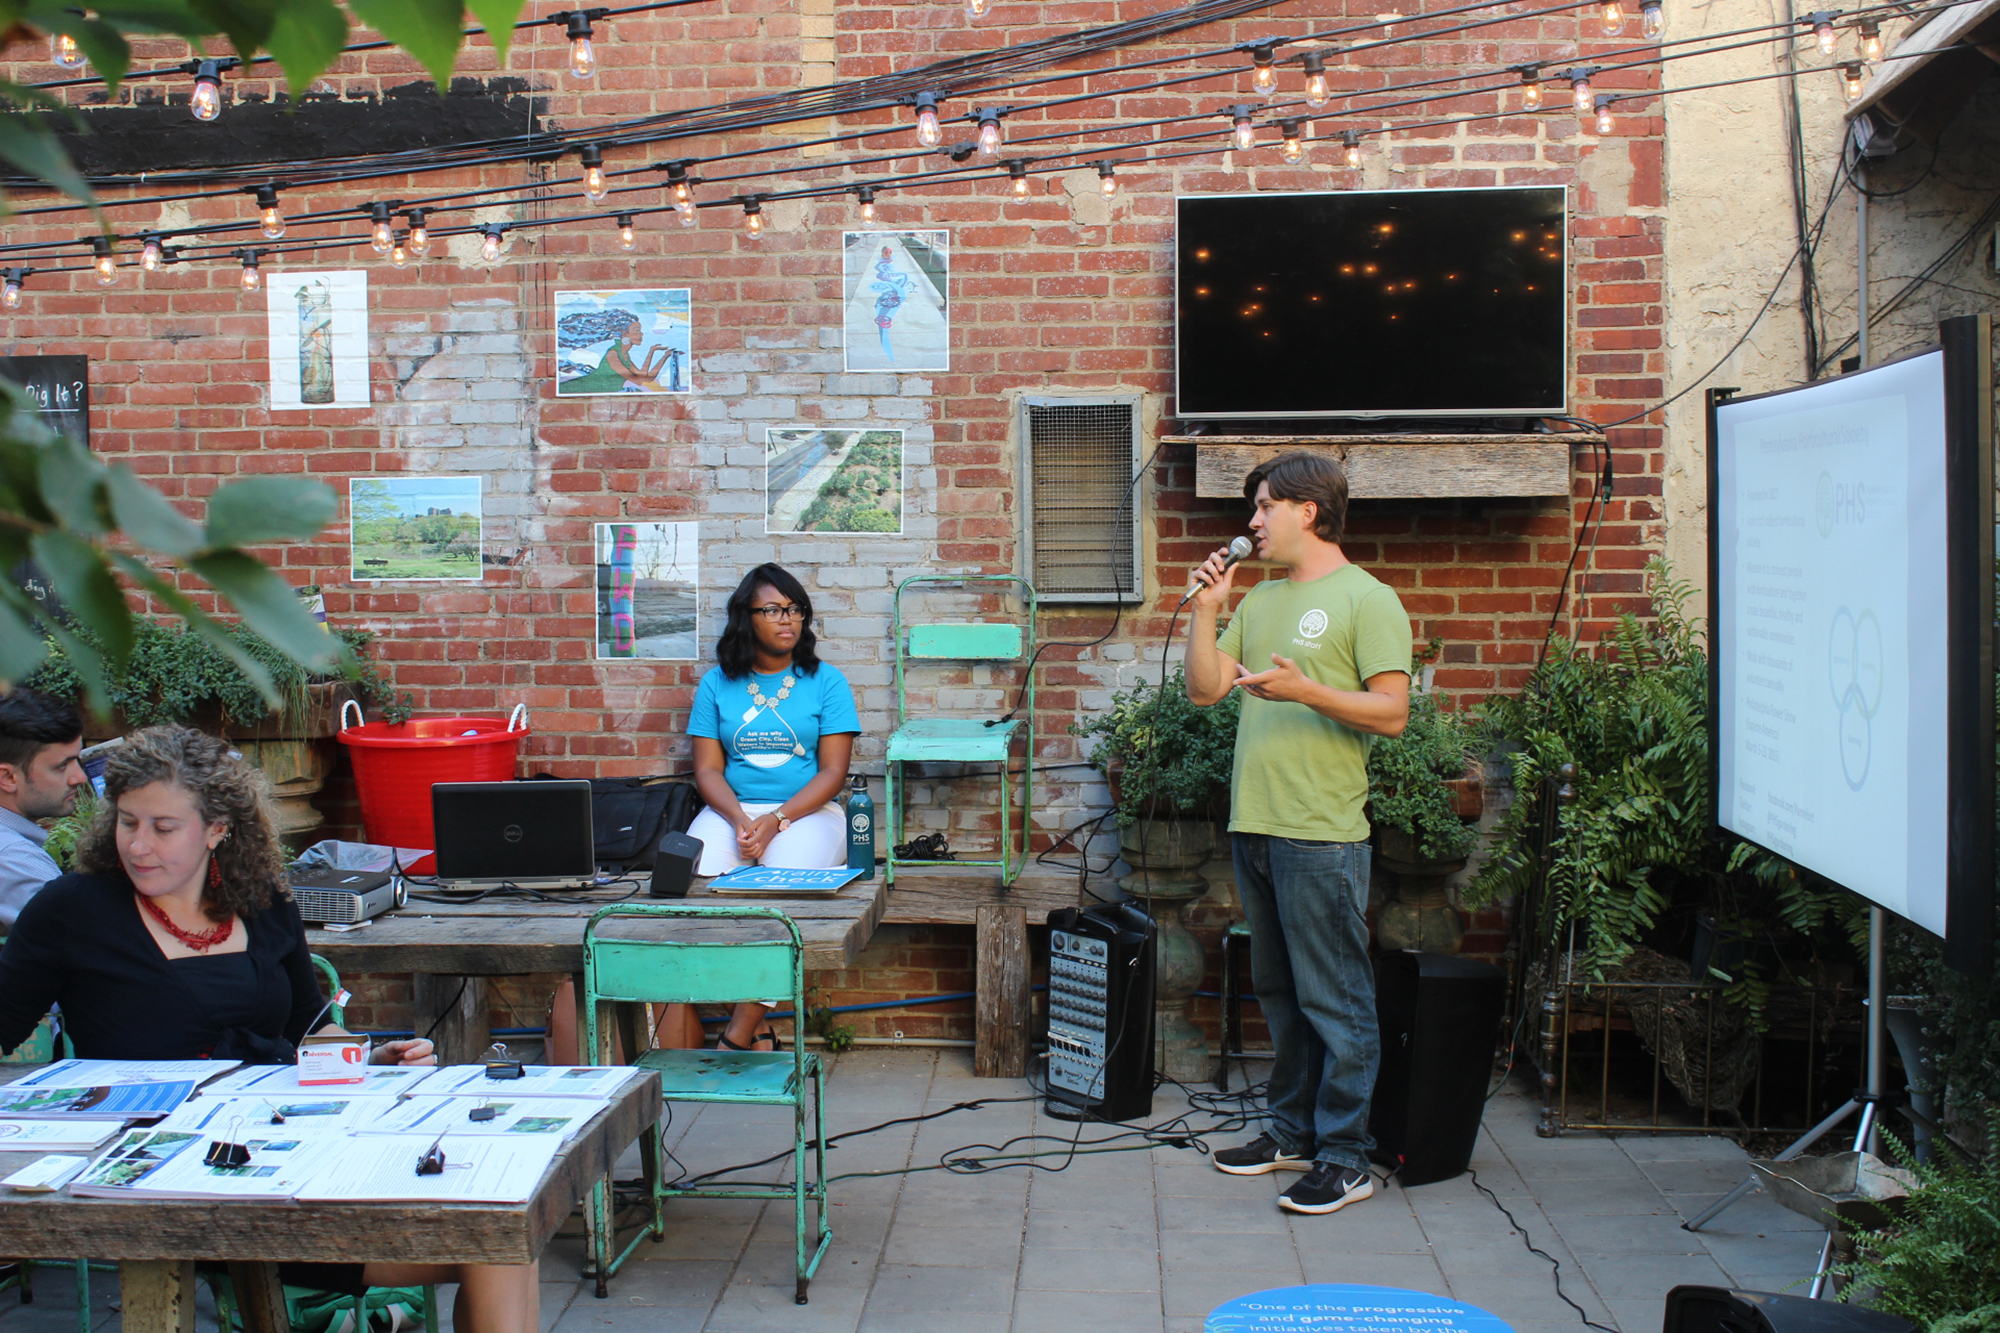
[137,892,235,952]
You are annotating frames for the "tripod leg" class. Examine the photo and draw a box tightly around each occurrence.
[1683,1098,1863,1232]
[1808,1231,1838,1299]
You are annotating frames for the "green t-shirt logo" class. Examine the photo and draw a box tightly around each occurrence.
[1297,609,1329,641]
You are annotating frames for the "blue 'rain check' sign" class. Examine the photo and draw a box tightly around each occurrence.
[1207,1285,1514,1333]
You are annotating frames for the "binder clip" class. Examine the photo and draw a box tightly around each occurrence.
[468,1100,498,1123]
[205,1121,253,1169]
[415,1133,448,1176]
[483,1042,523,1080]
[264,1102,286,1125]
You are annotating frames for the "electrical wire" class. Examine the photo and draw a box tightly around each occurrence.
[1467,1167,1620,1333]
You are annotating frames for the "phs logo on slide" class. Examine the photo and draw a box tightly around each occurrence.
[1816,471,1867,537]
[1294,609,1328,648]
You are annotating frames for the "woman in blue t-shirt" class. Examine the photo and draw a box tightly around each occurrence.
[686,565,860,1048]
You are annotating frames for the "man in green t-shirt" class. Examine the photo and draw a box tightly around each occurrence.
[1185,450,1412,1216]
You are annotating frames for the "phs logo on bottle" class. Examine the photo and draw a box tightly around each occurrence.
[851,812,871,835]
[1294,608,1328,648]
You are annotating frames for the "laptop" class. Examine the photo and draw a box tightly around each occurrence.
[431,781,598,891]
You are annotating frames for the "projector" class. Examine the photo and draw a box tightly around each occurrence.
[289,867,406,925]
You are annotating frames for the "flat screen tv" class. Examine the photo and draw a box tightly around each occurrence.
[1175,186,1569,420]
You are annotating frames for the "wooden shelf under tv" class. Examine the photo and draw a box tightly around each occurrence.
[1173,433,1597,500]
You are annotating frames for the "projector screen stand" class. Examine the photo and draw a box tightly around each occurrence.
[1682,908,1891,1298]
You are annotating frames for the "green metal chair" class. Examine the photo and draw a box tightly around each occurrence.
[581,903,830,1306]
[885,573,1037,886]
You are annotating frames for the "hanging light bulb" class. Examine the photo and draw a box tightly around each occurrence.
[1231,105,1256,152]
[190,60,223,121]
[389,232,410,269]
[1811,12,1837,56]
[1569,67,1595,114]
[1641,0,1664,38]
[140,233,164,271]
[406,209,429,257]
[1301,51,1330,109]
[1095,161,1118,197]
[1858,18,1881,62]
[1600,0,1621,32]
[1594,94,1615,134]
[976,109,1003,159]
[1841,62,1866,101]
[667,162,698,227]
[479,226,505,263]
[89,236,115,286]
[565,11,596,79]
[1006,160,1030,196]
[368,202,393,254]
[1341,129,1362,168]
[615,213,637,250]
[52,33,85,69]
[1278,119,1304,163]
[965,0,989,18]
[856,186,877,225]
[580,144,607,203]
[1,269,23,310]
[1519,65,1544,108]
[1250,44,1278,97]
[254,184,285,240]
[914,92,943,148]
[741,197,764,239]
[238,250,261,292]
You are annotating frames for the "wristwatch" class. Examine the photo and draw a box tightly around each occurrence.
[775,812,793,833]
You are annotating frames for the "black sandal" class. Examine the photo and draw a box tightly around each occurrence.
[718,1029,782,1052]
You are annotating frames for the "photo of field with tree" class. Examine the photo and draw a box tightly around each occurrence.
[765,429,903,535]
[349,477,484,581]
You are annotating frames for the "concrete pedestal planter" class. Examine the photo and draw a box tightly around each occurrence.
[1117,817,1215,1084]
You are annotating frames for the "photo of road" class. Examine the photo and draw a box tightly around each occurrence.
[841,231,948,372]
[765,429,904,534]
[595,522,699,659]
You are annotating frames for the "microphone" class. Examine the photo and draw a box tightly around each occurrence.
[1181,536,1255,603]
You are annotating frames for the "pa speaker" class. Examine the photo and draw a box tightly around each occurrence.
[648,831,702,898]
[1368,950,1505,1186]
[1663,1288,1913,1333]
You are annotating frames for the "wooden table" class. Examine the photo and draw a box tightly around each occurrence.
[0,1070,662,1333]
[307,880,887,1064]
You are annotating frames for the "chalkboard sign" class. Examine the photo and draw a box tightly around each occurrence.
[0,355,89,446]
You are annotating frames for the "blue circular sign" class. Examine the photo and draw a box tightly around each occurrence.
[1206,1284,1515,1333]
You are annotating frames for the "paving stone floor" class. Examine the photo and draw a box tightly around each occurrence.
[0,1048,1826,1333]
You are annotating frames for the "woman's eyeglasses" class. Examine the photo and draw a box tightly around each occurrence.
[751,605,805,622]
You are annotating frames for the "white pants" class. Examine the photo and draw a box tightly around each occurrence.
[687,801,847,877]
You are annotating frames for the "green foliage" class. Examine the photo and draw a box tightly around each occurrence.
[1072,665,1239,825]
[40,787,94,871]
[1368,687,1478,861]
[1470,562,1862,1009]
[798,435,902,532]
[1835,1128,2000,1330]
[802,988,856,1053]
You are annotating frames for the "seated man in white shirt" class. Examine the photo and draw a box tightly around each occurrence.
[0,690,87,930]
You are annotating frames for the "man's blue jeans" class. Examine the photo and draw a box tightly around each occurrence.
[1231,832,1379,1173]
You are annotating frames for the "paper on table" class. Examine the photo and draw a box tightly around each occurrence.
[0,1119,121,1151]
[0,1081,198,1120]
[70,1129,331,1201]
[14,1059,242,1088]
[156,1096,376,1137]
[419,1066,631,1099]
[197,1064,437,1099]
[3,1154,90,1192]
[67,1128,204,1193]
[292,1133,563,1204]
[359,1096,605,1141]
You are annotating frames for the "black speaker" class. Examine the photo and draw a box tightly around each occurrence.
[1663,1288,1913,1333]
[648,831,702,898]
[1043,901,1156,1123]
[1368,950,1505,1186]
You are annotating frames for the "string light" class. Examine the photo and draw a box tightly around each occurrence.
[1808,11,1837,57]
[190,59,222,121]
[856,185,877,224]
[1,269,23,310]
[741,196,765,238]
[976,108,1004,159]
[1600,0,1621,32]
[615,213,636,249]
[1301,51,1330,108]
[1250,43,1278,97]
[1568,66,1597,113]
[1095,160,1117,196]
[1859,18,1881,61]
[140,232,164,271]
[1594,93,1615,133]
[1841,62,1865,100]
[564,11,596,79]
[1278,118,1305,163]
[1005,160,1030,196]
[1641,0,1664,39]
[1341,129,1362,167]
[389,231,410,268]
[254,184,284,239]
[479,225,505,262]
[965,0,989,18]
[1231,105,1256,151]
[1518,64,1543,108]
[89,236,115,286]
[666,162,697,227]
[367,202,393,254]
[914,92,943,148]
[237,249,260,291]
[52,33,84,69]
[406,209,429,257]
[580,144,607,202]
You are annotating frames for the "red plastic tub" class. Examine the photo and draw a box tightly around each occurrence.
[337,702,529,873]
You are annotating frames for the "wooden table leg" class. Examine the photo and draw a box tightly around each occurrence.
[118,1260,195,1333]
[414,973,491,1067]
[974,904,1029,1078]
[224,1262,289,1333]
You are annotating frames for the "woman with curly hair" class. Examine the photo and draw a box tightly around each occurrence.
[0,726,539,1333]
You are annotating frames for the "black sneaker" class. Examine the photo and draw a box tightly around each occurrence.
[1212,1133,1312,1176]
[1278,1162,1375,1214]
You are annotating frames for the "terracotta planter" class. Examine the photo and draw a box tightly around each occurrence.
[1444,761,1484,822]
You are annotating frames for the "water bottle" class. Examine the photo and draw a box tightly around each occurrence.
[846,774,876,879]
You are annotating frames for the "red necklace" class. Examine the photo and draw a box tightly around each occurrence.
[137,892,234,951]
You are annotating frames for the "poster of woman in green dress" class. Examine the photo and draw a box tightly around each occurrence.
[265,269,368,409]
[554,289,691,395]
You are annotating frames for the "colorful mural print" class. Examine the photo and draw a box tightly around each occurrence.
[841,231,948,372]
[266,270,369,409]
[595,522,699,659]
[555,289,692,396]
[348,476,483,582]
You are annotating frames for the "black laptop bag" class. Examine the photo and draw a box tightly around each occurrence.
[571,776,703,870]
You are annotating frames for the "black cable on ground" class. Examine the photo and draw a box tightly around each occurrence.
[1467,1167,1620,1333]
